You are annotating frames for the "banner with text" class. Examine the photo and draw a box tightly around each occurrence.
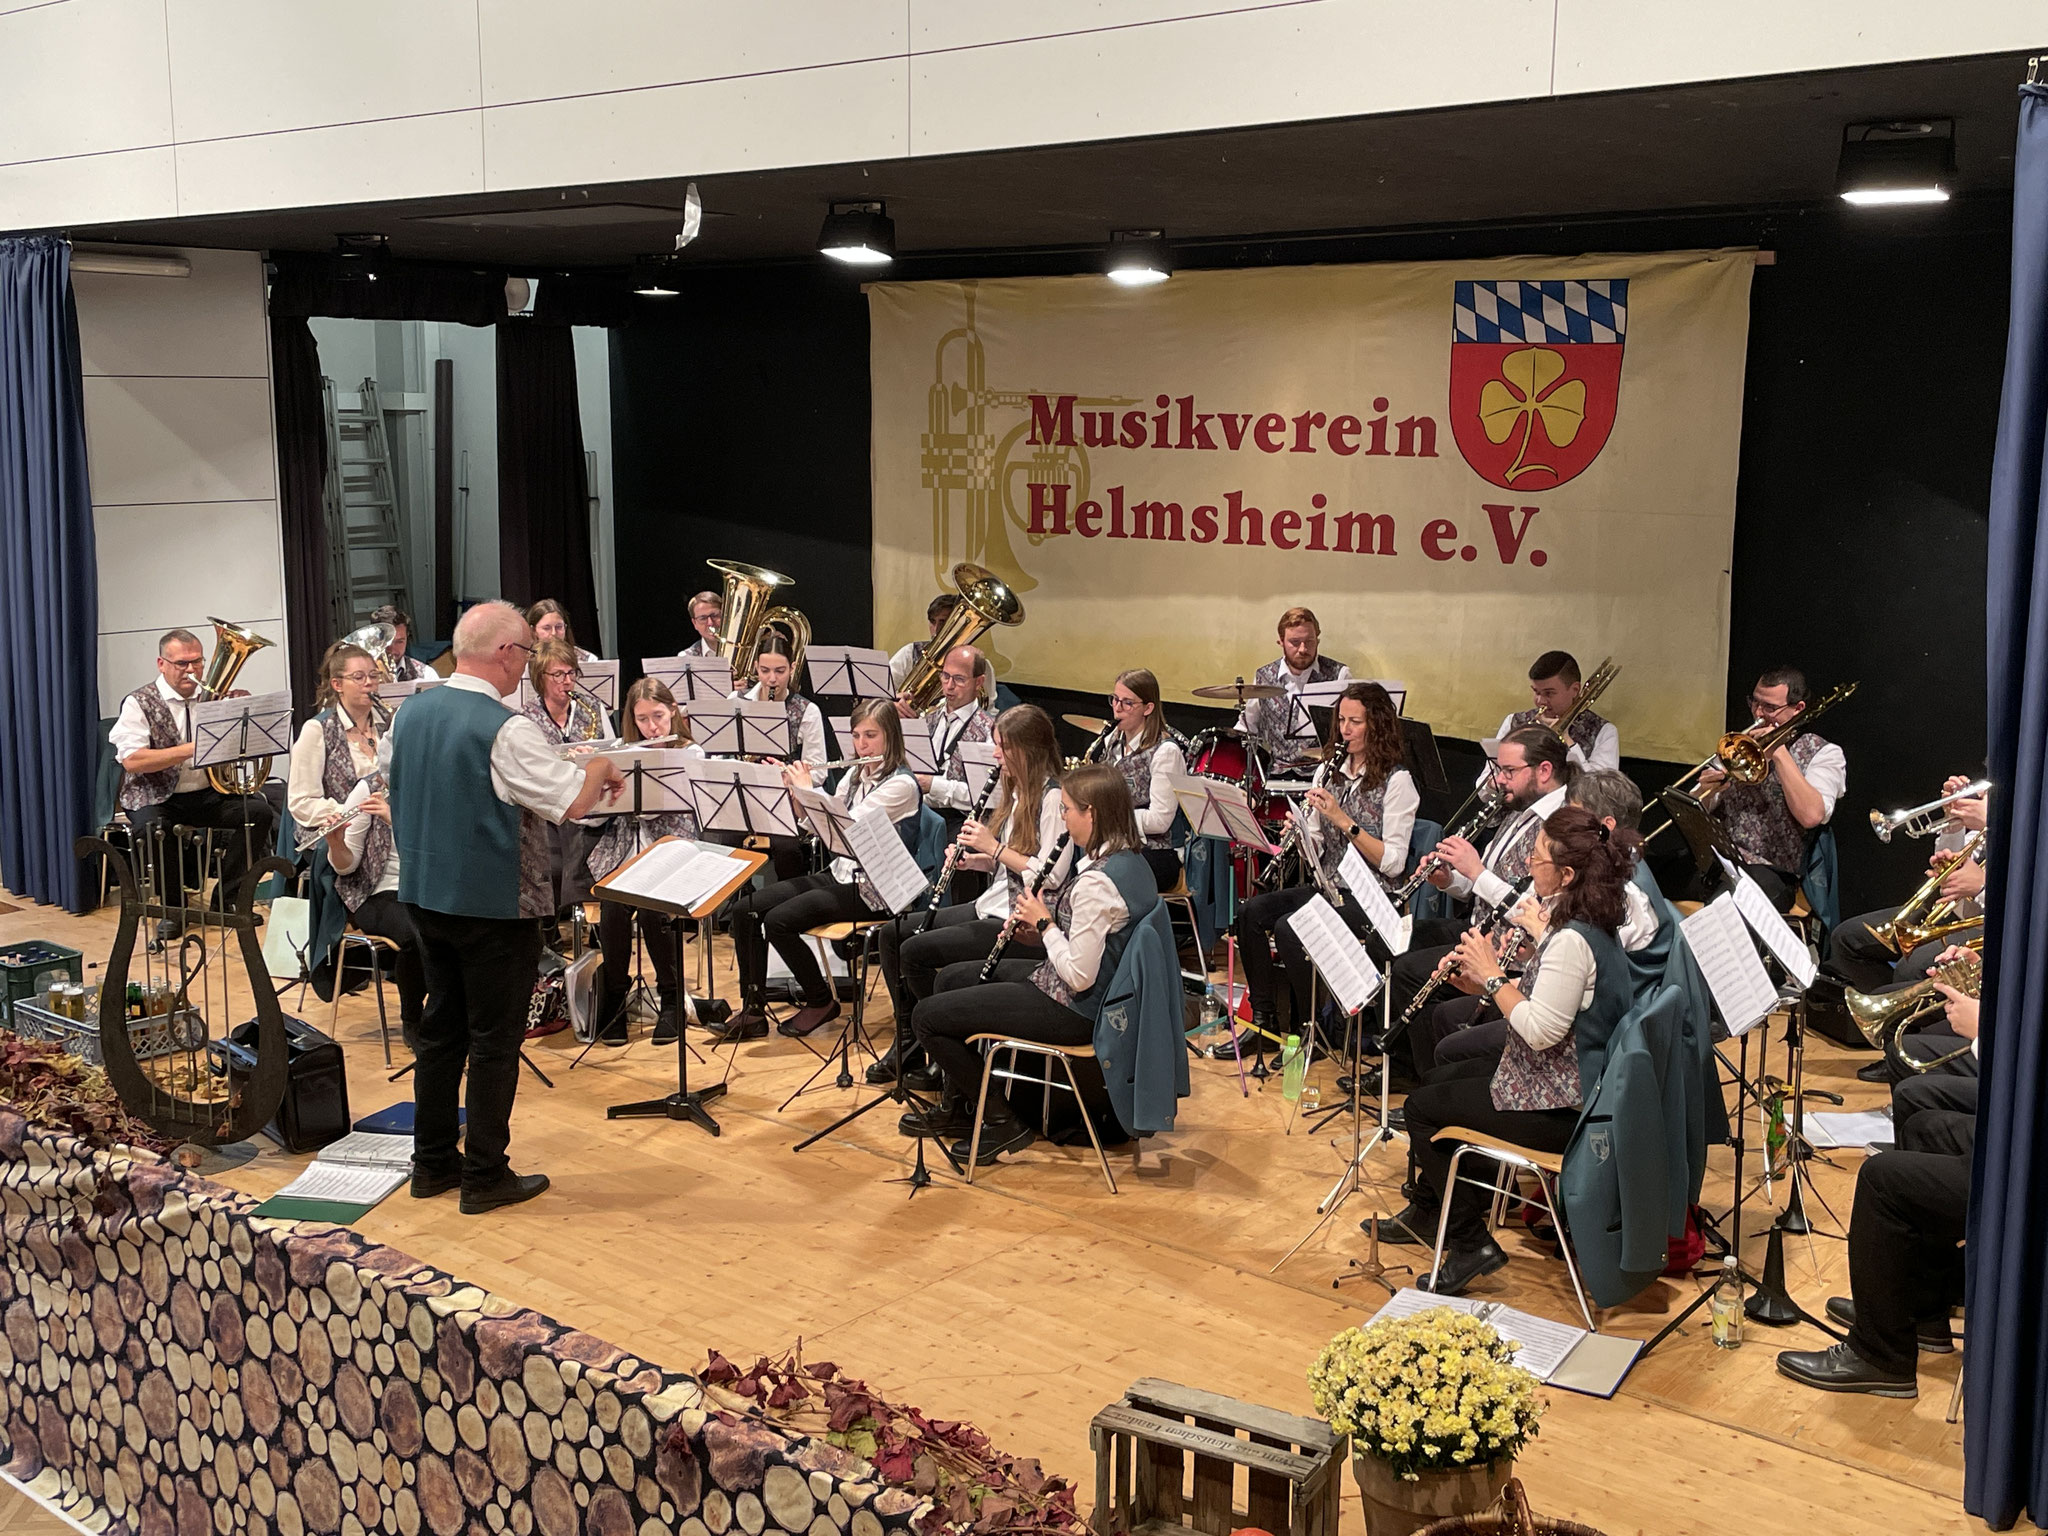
[868,251,1755,761]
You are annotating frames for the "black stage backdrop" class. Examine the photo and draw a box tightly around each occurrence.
[610,197,2006,910]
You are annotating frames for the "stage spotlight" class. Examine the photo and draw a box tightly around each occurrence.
[1837,121,1955,207]
[631,258,680,297]
[818,201,895,266]
[1106,229,1172,286]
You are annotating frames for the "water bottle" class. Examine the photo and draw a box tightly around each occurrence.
[1281,1034,1305,1102]
[1709,1255,1743,1349]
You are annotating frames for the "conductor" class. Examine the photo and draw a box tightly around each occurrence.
[386,601,623,1214]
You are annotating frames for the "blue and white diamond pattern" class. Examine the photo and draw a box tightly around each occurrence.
[1453,279,1629,345]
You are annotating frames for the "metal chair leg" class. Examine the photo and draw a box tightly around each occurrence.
[1948,1357,1965,1424]
[1535,1168,1597,1332]
[1058,1053,1118,1194]
[371,949,392,1067]
[1428,1145,1467,1289]
[966,1047,1000,1184]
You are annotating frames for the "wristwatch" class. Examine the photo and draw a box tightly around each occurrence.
[1034,916,1053,935]
[1482,974,1510,1000]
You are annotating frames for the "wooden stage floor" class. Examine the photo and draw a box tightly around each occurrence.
[0,891,1984,1536]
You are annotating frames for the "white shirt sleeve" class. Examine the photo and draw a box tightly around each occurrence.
[1470,866,1516,911]
[1619,881,1659,954]
[1797,742,1847,822]
[488,714,586,823]
[1587,721,1621,773]
[287,719,343,832]
[799,703,827,768]
[1041,864,1131,994]
[1134,740,1185,837]
[888,643,918,692]
[1377,769,1418,876]
[109,693,153,763]
[1507,928,1597,1051]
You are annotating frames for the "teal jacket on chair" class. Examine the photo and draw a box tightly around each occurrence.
[1091,868,1192,1136]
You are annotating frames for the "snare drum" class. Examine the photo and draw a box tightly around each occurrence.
[1186,729,1287,824]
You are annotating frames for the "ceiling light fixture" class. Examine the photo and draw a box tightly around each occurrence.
[331,232,389,283]
[631,258,680,297]
[1837,120,1955,207]
[818,200,895,266]
[1105,229,1172,286]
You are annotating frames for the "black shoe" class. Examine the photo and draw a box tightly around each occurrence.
[1823,1296,1954,1354]
[1335,1068,1387,1100]
[866,1043,905,1085]
[777,1000,841,1038]
[1417,1238,1509,1296]
[650,1001,680,1046]
[950,1116,1036,1166]
[1206,1033,1276,1061]
[409,1164,461,1199]
[1857,1059,1902,1085]
[692,996,733,1027]
[1365,1203,1439,1246]
[595,1024,629,1047]
[899,1101,976,1139]
[902,1062,944,1094]
[708,1009,769,1042]
[459,1170,550,1215]
[155,917,186,943]
[1776,1342,1917,1398]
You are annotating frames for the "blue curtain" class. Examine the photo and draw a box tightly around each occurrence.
[1970,81,2048,1531]
[0,236,99,913]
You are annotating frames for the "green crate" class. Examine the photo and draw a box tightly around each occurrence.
[0,940,85,1027]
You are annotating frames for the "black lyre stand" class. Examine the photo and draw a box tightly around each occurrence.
[602,860,735,1136]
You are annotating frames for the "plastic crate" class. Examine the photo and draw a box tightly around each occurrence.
[10,998,206,1067]
[0,940,84,1027]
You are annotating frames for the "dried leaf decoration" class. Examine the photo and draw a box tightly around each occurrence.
[1477,346,1587,483]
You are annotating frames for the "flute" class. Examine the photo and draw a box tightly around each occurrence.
[979,831,1072,981]
[915,764,1002,934]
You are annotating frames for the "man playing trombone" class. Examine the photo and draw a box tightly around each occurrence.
[1485,651,1620,773]
[1696,666,1845,912]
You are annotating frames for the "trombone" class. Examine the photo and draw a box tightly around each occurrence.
[1546,657,1619,744]
[1643,680,1859,843]
[1871,779,1990,842]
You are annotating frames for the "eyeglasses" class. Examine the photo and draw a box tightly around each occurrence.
[162,657,204,671]
[1493,760,1534,777]
[1108,695,1141,712]
[544,669,579,683]
[1747,693,1796,716]
[336,672,378,685]
[503,641,536,658]
[940,671,974,687]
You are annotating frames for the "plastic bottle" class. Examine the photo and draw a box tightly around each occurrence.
[1709,1255,1744,1349]
[1281,1034,1305,1102]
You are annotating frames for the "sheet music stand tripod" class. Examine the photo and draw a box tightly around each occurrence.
[598,840,766,1135]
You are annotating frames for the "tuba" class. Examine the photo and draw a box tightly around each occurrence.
[1847,944,1981,1076]
[708,559,811,682]
[897,562,1027,713]
[195,617,277,795]
[340,620,397,682]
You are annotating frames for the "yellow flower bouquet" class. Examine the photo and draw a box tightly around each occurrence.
[1308,1309,1544,1482]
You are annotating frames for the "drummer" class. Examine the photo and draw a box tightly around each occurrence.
[1236,606,1350,773]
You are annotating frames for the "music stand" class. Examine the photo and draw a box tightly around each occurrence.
[955,741,999,801]
[1398,719,1451,796]
[190,688,292,879]
[655,655,736,703]
[686,700,797,761]
[1661,787,1742,877]
[599,838,766,1135]
[807,646,893,699]
[683,759,799,840]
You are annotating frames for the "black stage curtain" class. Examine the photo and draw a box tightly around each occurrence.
[496,323,597,640]
[271,316,332,720]
[269,252,507,327]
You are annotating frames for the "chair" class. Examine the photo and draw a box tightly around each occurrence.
[780,918,890,1106]
[1427,1126,1596,1331]
[334,926,400,1065]
[963,1034,1121,1193]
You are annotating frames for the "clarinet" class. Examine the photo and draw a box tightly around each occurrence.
[1393,876,1534,1030]
[915,763,1002,935]
[1261,753,1333,891]
[979,831,1072,981]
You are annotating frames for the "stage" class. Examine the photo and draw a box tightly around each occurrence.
[0,890,1976,1536]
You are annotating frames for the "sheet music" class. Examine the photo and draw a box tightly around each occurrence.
[1169,773,1279,853]
[374,680,418,704]
[956,741,999,801]
[1806,1108,1896,1150]
[676,655,737,701]
[583,748,696,816]
[788,785,857,860]
[575,659,621,710]
[682,758,798,837]
[686,699,796,759]
[189,690,294,763]
[314,1131,415,1168]
[274,1162,409,1205]
[1282,894,1383,1014]
[1339,844,1409,955]
[600,838,752,911]
[1366,1288,1587,1383]
[1365,679,1408,714]
[846,801,931,912]
[805,645,893,698]
[1716,854,1819,988]
[1679,895,1779,1036]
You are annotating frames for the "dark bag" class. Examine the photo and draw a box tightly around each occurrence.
[213,1015,351,1153]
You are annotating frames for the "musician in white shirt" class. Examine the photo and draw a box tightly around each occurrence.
[1480,651,1620,776]
[678,591,723,658]
[887,592,963,694]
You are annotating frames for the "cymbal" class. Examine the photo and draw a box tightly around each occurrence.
[1192,681,1285,701]
[1063,713,1108,734]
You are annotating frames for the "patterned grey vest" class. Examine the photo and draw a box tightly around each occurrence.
[1488,933,1584,1112]
[1716,733,1830,874]
[1104,730,1186,849]
[317,709,391,912]
[1507,705,1607,757]
[588,787,699,883]
[1482,804,1547,891]
[927,704,994,786]
[523,695,600,746]
[118,686,186,810]
[1247,655,1346,764]
[1314,765,1390,886]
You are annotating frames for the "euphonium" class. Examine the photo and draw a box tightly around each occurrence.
[194,617,277,796]
[708,558,812,681]
[340,620,398,682]
[898,562,1026,713]
[1847,944,1982,1076]
[1865,830,1985,955]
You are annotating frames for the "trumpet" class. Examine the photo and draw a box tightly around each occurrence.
[1393,781,1508,903]
[1865,831,1985,955]
[1394,879,1535,1031]
[1871,779,1990,842]
[1847,943,1982,1075]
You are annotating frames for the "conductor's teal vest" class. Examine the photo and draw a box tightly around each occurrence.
[390,685,523,919]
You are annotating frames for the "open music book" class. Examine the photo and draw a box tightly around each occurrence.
[1368,1287,1642,1398]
